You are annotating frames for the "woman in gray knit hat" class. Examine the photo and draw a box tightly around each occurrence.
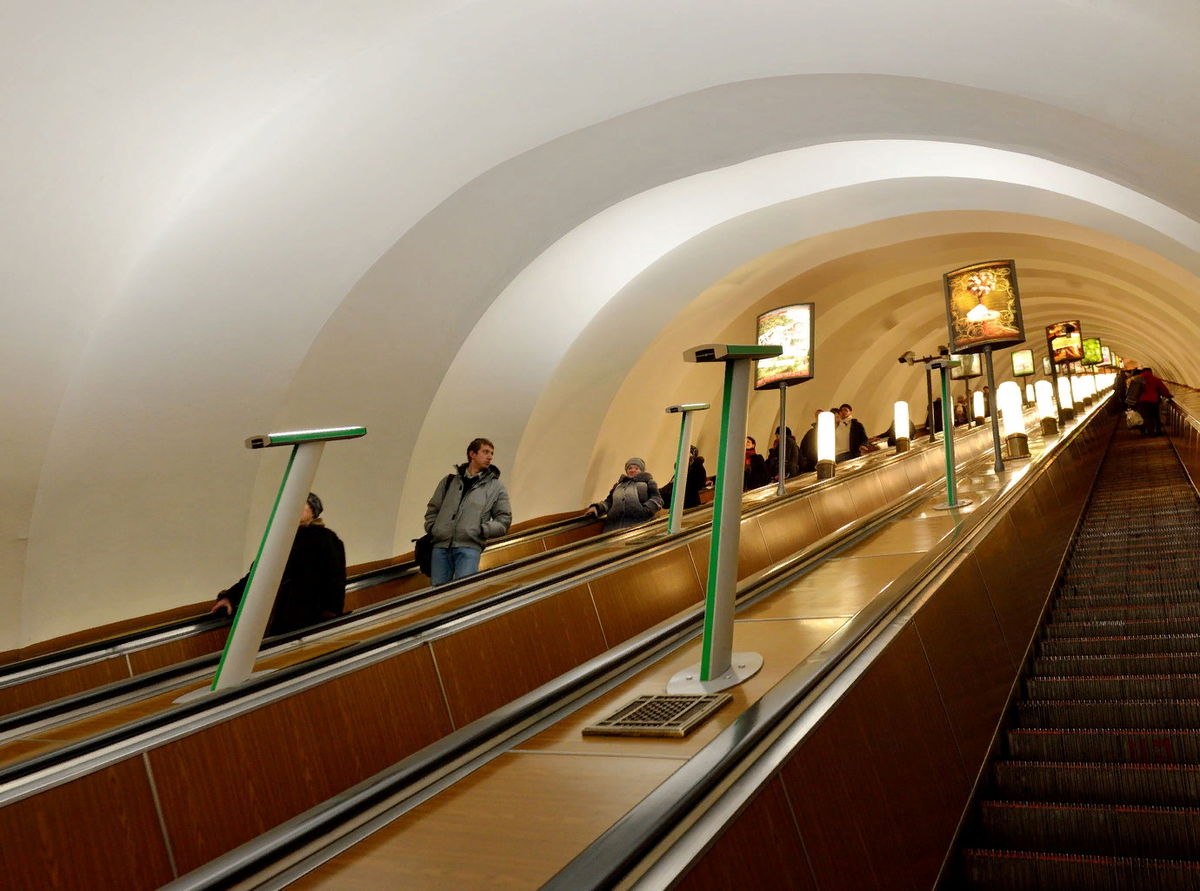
[586,458,663,531]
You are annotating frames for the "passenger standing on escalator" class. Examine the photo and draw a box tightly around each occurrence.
[424,437,513,586]
[586,458,663,531]
[211,492,346,636]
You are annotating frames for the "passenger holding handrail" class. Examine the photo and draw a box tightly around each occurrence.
[586,458,664,531]
[211,492,346,635]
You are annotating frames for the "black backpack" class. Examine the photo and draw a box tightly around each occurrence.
[1124,375,1145,407]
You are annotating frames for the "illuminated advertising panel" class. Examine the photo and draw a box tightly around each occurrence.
[1101,346,1112,366]
[943,259,1026,354]
[950,352,982,380]
[1011,349,1035,377]
[1046,319,1083,364]
[1042,356,1051,375]
[754,303,815,390]
[1082,337,1102,366]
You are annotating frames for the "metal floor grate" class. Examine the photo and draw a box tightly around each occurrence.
[583,693,732,738]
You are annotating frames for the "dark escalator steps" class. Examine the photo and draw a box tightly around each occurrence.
[978,800,1200,859]
[1016,698,1200,729]
[1040,633,1200,657]
[1025,674,1200,701]
[1030,652,1200,677]
[1053,590,1200,609]
[1050,603,1200,624]
[1045,617,1200,638]
[993,761,1200,807]
[962,849,1200,891]
[1006,728,1200,763]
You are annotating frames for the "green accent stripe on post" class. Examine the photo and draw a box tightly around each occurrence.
[941,369,955,506]
[211,443,299,689]
[700,362,736,680]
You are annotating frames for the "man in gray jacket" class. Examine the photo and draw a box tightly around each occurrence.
[424,437,513,586]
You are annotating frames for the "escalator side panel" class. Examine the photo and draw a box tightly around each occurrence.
[971,515,1039,671]
[0,756,175,890]
[430,583,608,728]
[146,644,456,875]
[126,627,230,675]
[913,556,1016,771]
[674,776,817,891]
[686,518,773,585]
[845,472,888,516]
[478,537,545,572]
[586,543,704,646]
[0,657,131,717]
[807,484,858,539]
[755,498,823,566]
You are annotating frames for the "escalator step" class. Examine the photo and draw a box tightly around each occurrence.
[1025,675,1200,701]
[1040,634,1200,657]
[1054,590,1200,609]
[1050,603,1200,624]
[1016,698,1200,729]
[993,761,1200,807]
[1030,654,1200,678]
[1044,617,1200,638]
[979,799,1200,859]
[1007,728,1200,764]
[962,848,1200,890]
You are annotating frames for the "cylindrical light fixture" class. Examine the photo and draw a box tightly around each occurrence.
[997,381,1029,458]
[1025,383,1035,404]
[1036,379,1058,434]
[894,401,910,453]
[1070,374,1086,408]
[972,390,985,424]
[816,410,836,480]
[1057,376,1075,421]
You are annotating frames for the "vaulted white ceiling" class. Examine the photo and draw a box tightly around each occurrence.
[5,0,1200,646]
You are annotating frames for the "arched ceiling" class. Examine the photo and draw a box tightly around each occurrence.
[5,1,1200,646]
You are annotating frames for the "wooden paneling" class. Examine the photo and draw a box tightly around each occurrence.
[676,776,816,891]
[431,584,609,727]
[587,545,703,645]
[0,756,175,891]
[741,554,918,621]
[127,627,228,675]
[850,516,955,558]
[149,645,455,873]
[904,451,933,490]
[807,486,857,538]
[687,519,772,585]
[539,520,604,551]
[478,538,545,571]
[845,472,887,517]
[343,572,429,612]
[876,461,913,503]
[785,624,968,891]
[756,498,823,565]
[0,656,131,717]
[973,513,1042,668]
[914,558,1016,771]
[290,752,680,891]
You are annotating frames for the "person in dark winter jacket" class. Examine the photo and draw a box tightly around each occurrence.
[587,457,663,531]
[766,427,801,479]
[744,437,771,490]
[662,445,708,508]
[211,492,346,636]
[425,437,513,586]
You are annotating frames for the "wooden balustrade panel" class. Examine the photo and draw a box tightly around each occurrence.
[844,472,887,517]
[539,520,605,551]
[686,518,772,586]
[1007,482,1064,599]
[342,572,429,612]
[876,460,914,503]
[126,626,228,675]
[904,450,935,490]
[0,756,174,891]
[807,485,857,539]
[0,656,132,717]
[755,497,822,566]
[782,624,967,891]
[914,556,1017,772]
[478,538,545,572]
[587,545,703,646]
[148,645,455,874]
[674,776,816,891]
[430,584,609,728]
[971,513,1042,669]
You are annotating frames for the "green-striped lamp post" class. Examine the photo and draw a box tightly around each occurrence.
[669,343,780,695]
[665,403,710,535]
[211,426,366,692]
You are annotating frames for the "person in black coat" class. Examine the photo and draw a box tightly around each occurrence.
[744,437,771,490]
[211,492,347,636]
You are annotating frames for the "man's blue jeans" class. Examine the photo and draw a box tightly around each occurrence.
[430,546,482,586]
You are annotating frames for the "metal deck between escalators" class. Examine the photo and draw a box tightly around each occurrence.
[956,429,1200,889]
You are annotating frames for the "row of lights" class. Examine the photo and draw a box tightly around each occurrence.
[810,371,1115,480]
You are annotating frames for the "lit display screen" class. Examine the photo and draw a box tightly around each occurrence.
[943,259,1026,354]
[755,303,815,390]
[1011,349,1035,377]
[1082,338,1102,366]
[950,352,982,379]
[1046,320,1083,364]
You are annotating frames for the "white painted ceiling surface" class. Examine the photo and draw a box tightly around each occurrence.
[5,0,1200,645]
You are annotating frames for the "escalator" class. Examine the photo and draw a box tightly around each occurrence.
[948,427,1200,888]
